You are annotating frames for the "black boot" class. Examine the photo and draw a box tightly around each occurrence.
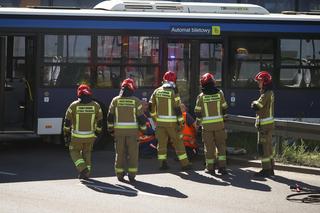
[254,169,274,177]
[217,167,228,175]
[205,168,215,175]
[128,174,136,183]
[159,160,169,170]
[181,164,192,171]
[117,173,125,182]
[78,168,90,180]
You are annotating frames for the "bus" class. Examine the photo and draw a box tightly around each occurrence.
[0,0,319,141]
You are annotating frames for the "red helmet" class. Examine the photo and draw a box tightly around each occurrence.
[77,84,92,97]
[254,71,272,86]
[200,73,215,86]
[163,71,177,83]
[121,78,137,91]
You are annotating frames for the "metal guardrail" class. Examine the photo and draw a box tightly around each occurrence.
[225,114,320,141]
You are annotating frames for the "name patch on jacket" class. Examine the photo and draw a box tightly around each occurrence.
[156,90,172,98]
[117,99,135,107]
[76,106,95,113]
[203,94,221,103]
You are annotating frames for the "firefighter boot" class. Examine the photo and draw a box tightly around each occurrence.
[217,167,228,175]
[78,168,90,180]
[128,174,136,183]
[159,160,169,170]
[117,172,125,182]
[205,168,215,175]
[254,169,274,177]
[181,163,193,171]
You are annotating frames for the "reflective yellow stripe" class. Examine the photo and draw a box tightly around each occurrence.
[114,125,138,129]
[115,168,124,173]
[68,108,72,113]
[138,104,142,110]
[262,158,271,163]
[72,133,95,138]
[253,101,263,109]
[206,159,214,164]
[150,112,156,117]
[204,102,209,117]
[133,107,136,122]
[140,125,147,130]
[75,158,85,166]
[195,106,201,111]
[99,108,102,113]
[115,107,119,123]
[107,123,114,128]
[76,114,79,131]
[168,99,172,116]
[178,153,188,160]
[90,114,94,132]
[260,117,274,125]
[222,102,227,108]
[174,97,180,102]
[218,155,226,161]
[87,165,91,171]
[217,100,221,115]
[202,118,223,124]
[158,154,167,160]
[128,168,138,172]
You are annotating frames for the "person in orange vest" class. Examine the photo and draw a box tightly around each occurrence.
[138,98,158,158]
[180,103,199,161]
[63,84,103,180]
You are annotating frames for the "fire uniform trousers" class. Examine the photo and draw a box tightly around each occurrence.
[194,90,228,171]
[64,100,103,175]
[252,90,275,170]
[107,96,146,179]
[149,86,190,167]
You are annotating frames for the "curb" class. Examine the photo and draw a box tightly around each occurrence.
[228,156,320,176]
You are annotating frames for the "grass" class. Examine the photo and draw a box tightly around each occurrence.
[227,132,320,168]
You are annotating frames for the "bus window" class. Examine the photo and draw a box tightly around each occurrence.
[280,39,320,88]
[42,35,91,87]
[125,36,160,87]
[229,38,274,88]
[199,43,222,87]
[97,36,121,64]
[97,66,120,88]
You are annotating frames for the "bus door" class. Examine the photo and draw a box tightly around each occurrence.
[0,36,36,132]
[166,40,223,109]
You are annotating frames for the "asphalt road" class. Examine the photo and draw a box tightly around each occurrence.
[0,142,319,213]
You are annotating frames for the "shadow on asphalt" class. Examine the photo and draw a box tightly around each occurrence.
[80,178,188,198]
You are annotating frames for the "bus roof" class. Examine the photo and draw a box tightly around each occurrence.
[0,0,319,22]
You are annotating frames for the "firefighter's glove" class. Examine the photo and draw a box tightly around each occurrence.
[251,102,259,111]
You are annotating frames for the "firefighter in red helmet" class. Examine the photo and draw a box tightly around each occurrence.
[63,84,103,180]
[107,78,147,182]
[251,71,275,177]
[194,73,228,175]
[149,71,192,170]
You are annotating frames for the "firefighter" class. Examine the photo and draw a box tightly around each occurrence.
[107,78,147,182]
[149,71,192,170]
[63,84,103,180]
[194,73,228,175]
[251,71,275,177]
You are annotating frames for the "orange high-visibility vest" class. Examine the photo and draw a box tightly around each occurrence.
[182,112,197,149]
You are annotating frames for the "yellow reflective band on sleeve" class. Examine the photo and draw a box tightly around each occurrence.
[195,106,201,111]
[138,104,142,110]
[158,154,167,160]
[96,127,102,132]
[140,125,147,130]
[174,97,180,102]
[63,127,70,131]
[178,153,188,160]
[128,168,138,173]
[107,123,114,127]
[87,165,91,171]
[115,168,124,173]
[253,101,263,109]
[218,155,226,161]
[75,158,85,167]
[206,159,214,164]
[260,117,274,125]
[262,158,271,163]
[67,108,72,113]
[150,112,156,117]
[99,108,102,113]
[177,117,183,122]
[222,102,227,108]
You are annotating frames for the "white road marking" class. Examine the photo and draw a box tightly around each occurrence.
[78,183,169,198]
[0,171,17,176]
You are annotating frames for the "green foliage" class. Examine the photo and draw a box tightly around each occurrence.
[275,139,320,168]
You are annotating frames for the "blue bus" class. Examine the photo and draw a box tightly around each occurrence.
[0,0,319,141]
